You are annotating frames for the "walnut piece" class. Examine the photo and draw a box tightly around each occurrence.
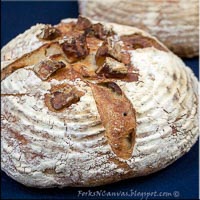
[107,36,130,65]
[88,23,115,40]
[61,32,89,63]
[37,25,61,40]
[33,59,65,80]
[75,16,115,40]
[96,57,128,78]
[95,42,108,66]
[50,86,84,110]
[95,36,131,66]
[75,15,92,31]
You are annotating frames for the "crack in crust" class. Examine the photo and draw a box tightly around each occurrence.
[89,82,136,159]
[120,33,167,52]
[1,42,65,81]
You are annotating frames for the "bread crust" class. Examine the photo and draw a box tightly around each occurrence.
[1,17,198,187]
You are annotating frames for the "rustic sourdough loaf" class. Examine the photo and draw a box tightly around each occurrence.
[79,0,199,58]
[1,16,198,187]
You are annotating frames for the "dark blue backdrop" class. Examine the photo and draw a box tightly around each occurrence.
[1,1,199,200]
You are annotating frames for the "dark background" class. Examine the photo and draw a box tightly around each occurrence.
[1,1,199,200]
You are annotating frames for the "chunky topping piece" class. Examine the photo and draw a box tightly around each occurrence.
[95,36,131,66]
[96,57,128,78]
[95,33,167,68]
[33,59,65,80]
[90,82,136,159]
[88,23,115,40]
[95,38,139,81]
[45,84,84,111]
[60,32,89,63]
[120,33,167,51]
[51,90,79,110]
[95,43,108,66]
[37,25,61,40]
[75,15,92,31]
[107,36,130,65]
[75,16,115,40]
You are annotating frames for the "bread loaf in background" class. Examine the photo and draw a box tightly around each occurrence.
[1,16,198,187]
[79,0,199,58]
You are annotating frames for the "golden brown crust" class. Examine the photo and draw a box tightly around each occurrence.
[90,82,136,159]
[1,42,65,81]
[120,33,167,52]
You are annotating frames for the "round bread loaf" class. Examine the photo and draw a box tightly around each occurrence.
[1,16,198,187]
[79,0,199,58]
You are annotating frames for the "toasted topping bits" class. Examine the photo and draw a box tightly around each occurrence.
[96,57,128,78]
[75,16,92,31]
[61,32,89,63]
[120,33,167,51]
[75,16,115,40]
[95,38,138,81]
[107,36,131,65]
[51,91,78,110]
[98,82,122,95]
[56,22,76,35]
[95,43,108,66]
[49,85,84,110]
[37,25,61,40]
[96,36,131,66]
[33,59,65,80]
[107,36,123,57]
[88,23,115,40]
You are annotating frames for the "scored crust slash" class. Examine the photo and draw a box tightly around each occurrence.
[89,82,136,159]
[1,15,198,187]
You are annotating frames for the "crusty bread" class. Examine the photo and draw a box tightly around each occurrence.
[1,16,198,187]
[79,0,199,58]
